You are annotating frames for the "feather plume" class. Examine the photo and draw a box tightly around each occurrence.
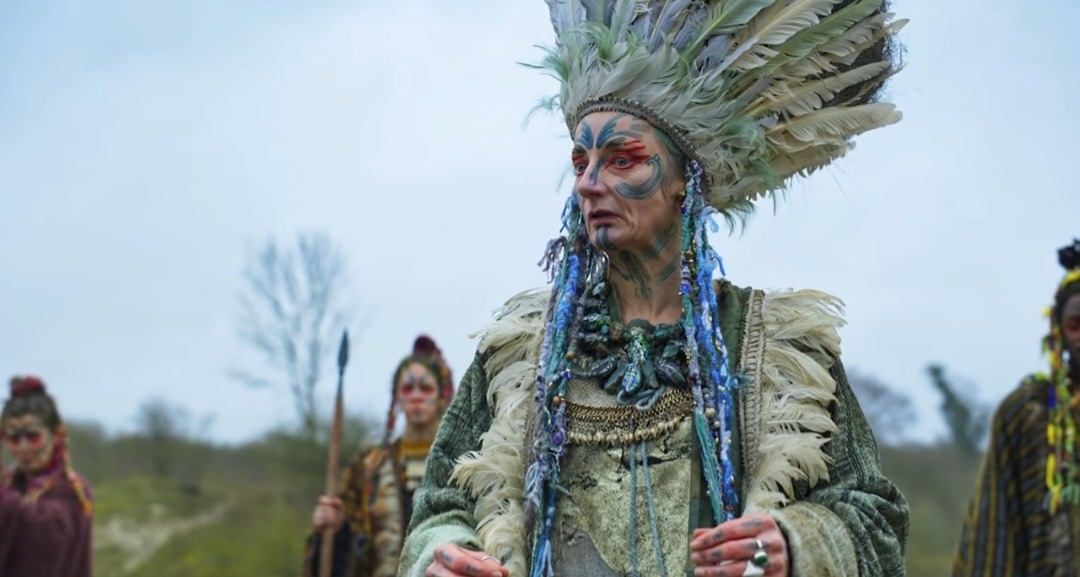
[743,288,844,513]
[452,289,550,577]
[651,0,693,44]
[757,0,884,75]
[742,0,837,48]
[768,102,899,142]
[750,61,892,117]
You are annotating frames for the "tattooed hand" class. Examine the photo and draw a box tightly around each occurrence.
[689,513,789,577]
[425,543,508,577]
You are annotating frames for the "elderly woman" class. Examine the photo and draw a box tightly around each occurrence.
[1,375,94,577]
[400,1,909,577]
[304,336,456,577]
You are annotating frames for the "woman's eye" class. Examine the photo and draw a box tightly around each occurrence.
[612,156,631,168]
[573,163,587,175]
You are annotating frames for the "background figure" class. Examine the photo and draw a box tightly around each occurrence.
[954,239,1080,577]
[302,335,454,577]
[399,1,909,576]
[1,375,94,577]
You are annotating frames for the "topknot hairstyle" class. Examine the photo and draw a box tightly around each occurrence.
[3,375,62,431]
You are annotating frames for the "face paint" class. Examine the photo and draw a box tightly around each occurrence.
[571,111,684,260]
[596,226,617,250]
[2,415,55,474]
[4,426,45,448]
[614,154,664,199]
[395,363,442,428]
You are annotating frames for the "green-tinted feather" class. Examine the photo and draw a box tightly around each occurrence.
[757,0,883,76]
[684,0,774,58]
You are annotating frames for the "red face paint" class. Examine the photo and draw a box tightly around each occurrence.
[4,426,45,448]
[608,142,650,171]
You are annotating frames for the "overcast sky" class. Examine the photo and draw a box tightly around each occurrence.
[1,0,1077,444]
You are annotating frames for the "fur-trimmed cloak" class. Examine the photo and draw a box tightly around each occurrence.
[398,282,908,577]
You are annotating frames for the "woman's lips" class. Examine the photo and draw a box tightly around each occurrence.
[588,210,618,225]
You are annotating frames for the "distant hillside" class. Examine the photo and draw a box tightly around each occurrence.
[78,434,981,576]
[94,477,310,577]
[881,444,982,577]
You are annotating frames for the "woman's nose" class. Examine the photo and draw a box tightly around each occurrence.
[575,167,607,198]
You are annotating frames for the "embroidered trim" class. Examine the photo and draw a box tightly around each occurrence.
[738,288,767,494]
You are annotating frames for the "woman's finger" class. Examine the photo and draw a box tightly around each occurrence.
[690,514,776,551]
[690,536,765,566]
[432,544,506,577]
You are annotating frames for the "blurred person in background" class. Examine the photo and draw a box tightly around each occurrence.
[1,375,94,577]
[955,239,1080,576]
[302,335,454,577]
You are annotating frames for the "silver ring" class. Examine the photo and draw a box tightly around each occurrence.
[755,539,764,551]
[742,563,765,577]
[751,549,769,568]
[480,555,495,563]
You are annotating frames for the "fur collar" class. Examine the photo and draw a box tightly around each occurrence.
[450,285,843,574]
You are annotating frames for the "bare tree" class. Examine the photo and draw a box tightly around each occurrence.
[134,397,213,487]
[927,364,989,455]
[232,231,354,439]
[847,369,916,446]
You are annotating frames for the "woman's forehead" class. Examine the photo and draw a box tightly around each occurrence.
[574,111,654,139]
[400,363,437,380]
[1065,292,1080,316]
[3,414,45,430]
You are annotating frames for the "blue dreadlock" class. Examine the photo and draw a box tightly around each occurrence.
[526,160,739,577]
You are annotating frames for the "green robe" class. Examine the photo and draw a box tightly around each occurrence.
[398,282,908,576]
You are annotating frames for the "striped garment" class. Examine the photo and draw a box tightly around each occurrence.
[954,375,1077,577]
[302,438,434,577]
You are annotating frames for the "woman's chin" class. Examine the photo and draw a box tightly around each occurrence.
[589,230,626,251]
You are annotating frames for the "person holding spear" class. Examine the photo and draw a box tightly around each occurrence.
[302,335,455,577]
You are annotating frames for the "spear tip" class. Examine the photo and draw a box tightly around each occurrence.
[338,331,350,372]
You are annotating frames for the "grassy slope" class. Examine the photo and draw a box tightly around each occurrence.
[881,445,982,577]
[94,477,313,577]
[89,443,980,577]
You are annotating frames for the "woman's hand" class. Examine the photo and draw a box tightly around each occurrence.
[689,513,789,577]
[425,543,509,577]
[311,496,344,532]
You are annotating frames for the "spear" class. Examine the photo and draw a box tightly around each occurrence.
[320,331,349,577]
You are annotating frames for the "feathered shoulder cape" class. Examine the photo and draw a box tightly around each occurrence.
[451,281,846,575]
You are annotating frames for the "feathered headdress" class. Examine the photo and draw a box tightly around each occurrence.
[537,0,905,218]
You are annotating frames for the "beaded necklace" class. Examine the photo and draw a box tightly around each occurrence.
[572,280,690,410]
[526,160,740,577]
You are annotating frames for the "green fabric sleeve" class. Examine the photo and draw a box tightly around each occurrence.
[397,353,492,577]
[771,359,909,577]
